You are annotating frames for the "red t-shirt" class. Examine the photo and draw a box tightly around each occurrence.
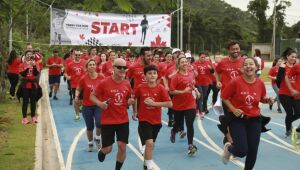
[127,62,147,89]
[7,58,21,74]
[195,61,213,86]
[279,65,295,96]
[215,57,244,90]
[288,63,300,99]
[34,53,43,69]
[222,76,266,117]
[78,74,104,106]
[19,62,40,88]
[66,60,86,88]
[94,77,131,125]
[134,83,171,125]
[85,55,101,64]
[47,56,63,76]
[164,62,177,86]
[170,72,196,111]
[101,61,114,77]
[268,66,279,85]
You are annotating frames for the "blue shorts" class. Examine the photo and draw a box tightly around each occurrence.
[49,75,61,85]
[82,105,101,131]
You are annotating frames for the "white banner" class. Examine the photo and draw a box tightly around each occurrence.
[50,8,171,47]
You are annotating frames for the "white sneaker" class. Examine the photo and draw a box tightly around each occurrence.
[222,142,232,164]
[87,143,93,152]
[94,138,102,149]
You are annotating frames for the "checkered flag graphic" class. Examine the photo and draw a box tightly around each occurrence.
[84,37,102,46]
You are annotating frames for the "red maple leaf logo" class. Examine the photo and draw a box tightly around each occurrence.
[151,35,166,47]
[79,34,85,40]
[128,42,132,47]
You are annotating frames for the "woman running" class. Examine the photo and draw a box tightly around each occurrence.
[169,56,200,156]
[76,59,105,151]
[7,50,21,100]
[221,57,273,169]
[268,58,283,113]
[19,50,40,124]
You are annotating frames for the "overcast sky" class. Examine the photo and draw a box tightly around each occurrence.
[224,0,300,26]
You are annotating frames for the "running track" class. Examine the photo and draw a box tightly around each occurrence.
[42,72,300,170]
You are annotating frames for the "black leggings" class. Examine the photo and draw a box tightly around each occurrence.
[7,73,19,96]
[279,94,300,132]
[173,109,196,145]
[22,88,37,118]
[229,117,261,170]
[206,82,219,105]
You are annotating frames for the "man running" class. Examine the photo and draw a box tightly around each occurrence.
[140,15,149,45]
[90,58,134,170]
[46,49,63,100]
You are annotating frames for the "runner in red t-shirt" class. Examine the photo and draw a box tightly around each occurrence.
[267,58,283,113]
[76,59,105,152]
[85,47,101,64]
[278,48,299,136]
[63,51,74,105]
[19,50,40,124]
[90,58,134,169]
[64,50,86,120]
[7,50,21,99]
[169,56,200,156]
[221,57,273,169]
[286,62,300,133]
[215,40,244,144]
[46,50,63,100]
[101,51,116,77]
[96,53,107,73]
[132,65,172,170]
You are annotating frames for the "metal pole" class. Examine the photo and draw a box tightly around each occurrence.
[9,1,12,52]
[272,0,276,59]
[177,0,179,48]
[180,0,183,50]
[26,9,29,41]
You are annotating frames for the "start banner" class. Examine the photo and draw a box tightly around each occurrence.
[50,8,171,47]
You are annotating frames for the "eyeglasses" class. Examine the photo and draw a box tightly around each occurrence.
[114,65,128,70]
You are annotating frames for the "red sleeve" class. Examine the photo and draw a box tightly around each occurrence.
[268,67,275,76]
[159,85,171,101]
[288,64,298,78]
[215,60,223,74]
[77,76,85,89]
[221,79,237,100]
[169,75,178,91]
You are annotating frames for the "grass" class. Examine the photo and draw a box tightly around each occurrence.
[260,67,271,83]
[0,98,36,170]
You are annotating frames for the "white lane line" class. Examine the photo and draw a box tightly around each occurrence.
[161,120,244,169]
[204,116,300,156]
[270,121,285,128]
[266,131,295,149]
[66,128,86,170]
[43,70,66,170]
[197,119,245,168]
[136,134,160,170]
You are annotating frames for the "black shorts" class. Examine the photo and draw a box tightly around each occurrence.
[101,122,129,147]
[49,75,61,85]
[138,121,162,143]
[71,88,83,100]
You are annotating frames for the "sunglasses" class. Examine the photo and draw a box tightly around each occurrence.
[114,65,128,70]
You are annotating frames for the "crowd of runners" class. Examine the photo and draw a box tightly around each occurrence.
[5,40,300,170]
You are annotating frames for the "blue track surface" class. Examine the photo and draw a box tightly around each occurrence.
[48,79,300,170]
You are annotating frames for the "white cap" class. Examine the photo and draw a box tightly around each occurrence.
[185,53,192,58]
[172,48,181,54]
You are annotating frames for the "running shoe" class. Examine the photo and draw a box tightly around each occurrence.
[53,96,58,100]
[170,128,176,143]
[143,160,147,170]
[94,138,102,149]
[277,108,282,113]
[285,130,292,138]
[31,116,38,124]
[204,109,209,114]
[49,91,52,98]
[75,114,80,121]
[168,119,174,127]
[222,142,232,164]
[188,145,198,156]
[97,149,106,162]
[87,143,93,152]
[269,103,273,110]
[79,105,83,113]
[179,130,186,139]
[198,112,204,120]
[22,117,30,124]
